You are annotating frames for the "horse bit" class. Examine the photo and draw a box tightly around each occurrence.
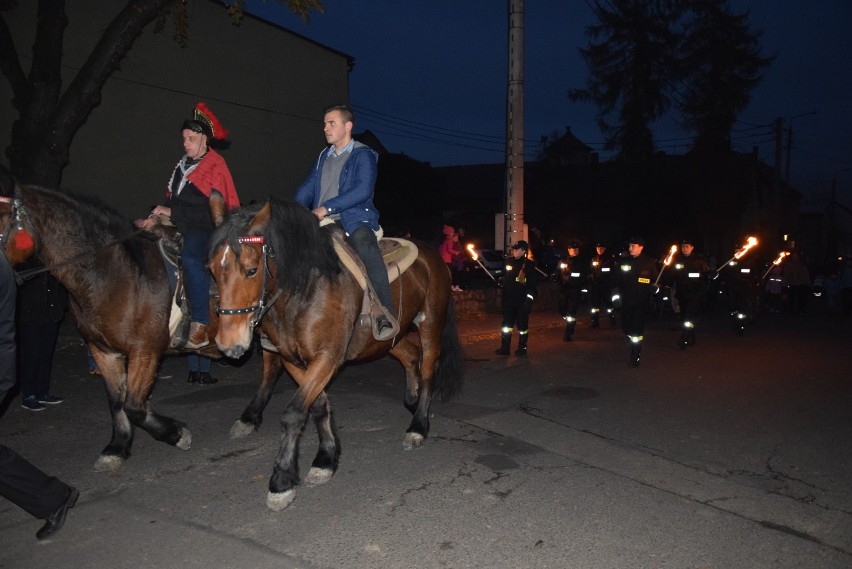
[216,236,281,330]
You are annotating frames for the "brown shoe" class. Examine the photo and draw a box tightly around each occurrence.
[185,322,210,349]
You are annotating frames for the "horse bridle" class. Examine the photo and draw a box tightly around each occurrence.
[216,236,281,329]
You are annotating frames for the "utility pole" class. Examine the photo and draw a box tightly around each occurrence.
[785,110,818,183]
[502,0,525,253]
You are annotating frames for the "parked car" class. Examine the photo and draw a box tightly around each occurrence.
[464,249,506,287]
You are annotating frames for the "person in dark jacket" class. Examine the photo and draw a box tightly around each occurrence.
[672,239,710,349]
[496,240,539,356]
[589,242,616,328]
[557,241,586,341]
[1,252,79,539]
[16,258,67,411]
[617,237,658,367]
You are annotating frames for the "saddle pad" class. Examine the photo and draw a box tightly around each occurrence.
[333,237,418,289]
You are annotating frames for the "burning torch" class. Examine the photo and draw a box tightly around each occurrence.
[761,251,790,280]
[466,243,497,282]
[653,244,679,287]
[715,236,759,276]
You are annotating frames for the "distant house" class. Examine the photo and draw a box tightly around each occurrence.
[1,0,353,217]
[539,127,597,166]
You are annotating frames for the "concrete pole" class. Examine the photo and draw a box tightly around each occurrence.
[503,0,525,253]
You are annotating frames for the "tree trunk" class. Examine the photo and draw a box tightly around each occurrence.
[1,0,177,187]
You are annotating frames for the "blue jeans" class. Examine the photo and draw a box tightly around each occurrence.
[182,231,212,325]
[347,225,393,312]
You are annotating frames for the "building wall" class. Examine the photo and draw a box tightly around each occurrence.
[1,0,351,217]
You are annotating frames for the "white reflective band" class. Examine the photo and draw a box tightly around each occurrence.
[740,268,751,273]
[684,321,694,328]
[501,327,512,333]
[602,267,610,272]
[518,330,528,335]
[506,265,513,271]
[566,316,575,322]
[688,272,699,277]
[526,294,534,300]
[591,308,599,313]
[612,294,620,301]
[629,336,642,343]
[621,265,630,271]
[675,264,684,269]
[570,272,580,277]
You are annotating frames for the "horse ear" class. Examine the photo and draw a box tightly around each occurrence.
[209,190,226,227]
[247,201,271,235]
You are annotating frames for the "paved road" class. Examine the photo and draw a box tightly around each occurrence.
[1,303,850,568]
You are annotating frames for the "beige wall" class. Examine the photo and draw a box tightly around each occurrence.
[1,0,351,217]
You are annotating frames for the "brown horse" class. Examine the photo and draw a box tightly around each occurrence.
[0,184,194,470]
[210,198,463,511]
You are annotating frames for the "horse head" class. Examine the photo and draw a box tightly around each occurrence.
[0,195,38,265]
[210,200,274,359]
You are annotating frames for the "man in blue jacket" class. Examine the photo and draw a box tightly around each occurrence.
[294,104,396,338]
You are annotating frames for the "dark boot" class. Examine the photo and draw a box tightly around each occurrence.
[187,370,200,384]
[678,330,689,350]
[628,340,642,367]
[563,320,575,341]
[197,371,218,385]
[515,333,528,356]
[687,329,696,346]
[495,332,511,355]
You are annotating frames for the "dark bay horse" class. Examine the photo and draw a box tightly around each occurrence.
[1,185,192,470]
[209,199,463,511]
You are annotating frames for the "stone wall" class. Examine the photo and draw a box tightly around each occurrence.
[453,282,560,320]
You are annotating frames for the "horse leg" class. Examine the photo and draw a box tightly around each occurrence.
[304,391,340,486]
[230,350,284,438]
[123,351,190,450]
[266,358,337,511]
[91,349,134,471]
[389,339,431,450]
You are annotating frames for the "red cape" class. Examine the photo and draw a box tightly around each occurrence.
[168,149,240,210]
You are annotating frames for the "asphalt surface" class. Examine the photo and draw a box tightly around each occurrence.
[1,299,850,569]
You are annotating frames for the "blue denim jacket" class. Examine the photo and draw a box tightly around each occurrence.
[294,143,380,235]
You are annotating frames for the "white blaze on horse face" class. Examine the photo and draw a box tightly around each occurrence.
[219,244,231,268]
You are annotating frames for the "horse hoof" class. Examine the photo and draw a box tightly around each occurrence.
[93,454,124,472]
[175,427,192,450]
[403,432,424,450]
[305,467,334,486]
[229,420,256,439]
[266,489,296,511]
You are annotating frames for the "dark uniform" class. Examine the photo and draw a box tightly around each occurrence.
[617,237,658,366]
[589,243,616,328]
[724,255,759,336]
[672,240,710,349]
[496,240,539,357]
[557,242,586,341]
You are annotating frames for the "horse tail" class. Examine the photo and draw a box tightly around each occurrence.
[432,297,464,402]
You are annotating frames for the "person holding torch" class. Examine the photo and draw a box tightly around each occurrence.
[617,237,658,367]
[672,239,711,349]
[495,241,539,357]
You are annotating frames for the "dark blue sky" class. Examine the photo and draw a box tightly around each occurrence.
[246,1,852,204]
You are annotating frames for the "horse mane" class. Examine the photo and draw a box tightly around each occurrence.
[23,185,155,274]
[210,198,341,294]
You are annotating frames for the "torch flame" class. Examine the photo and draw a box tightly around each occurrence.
[465,243,478,261]
[773,251,790,265]
[734,236,758,259]
[663,244,678,266]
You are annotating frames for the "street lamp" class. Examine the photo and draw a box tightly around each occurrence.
[785,110,818,183]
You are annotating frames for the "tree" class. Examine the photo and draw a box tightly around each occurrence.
[569,0,681,163]
[0,0,322,187]
[675,0,773,155]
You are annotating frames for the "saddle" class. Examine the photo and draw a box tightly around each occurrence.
[149,221,218,355]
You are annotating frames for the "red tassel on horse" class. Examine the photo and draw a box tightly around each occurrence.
[14,229,34,251]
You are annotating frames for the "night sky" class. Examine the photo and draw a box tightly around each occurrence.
[245,0,852,205]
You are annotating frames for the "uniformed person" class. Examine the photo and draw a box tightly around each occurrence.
[557,242,586,341]
[723,250,759,336]
[589,242,616,328]
[496,240,539,357]
[617,237,658,367]
[672,239,710,348]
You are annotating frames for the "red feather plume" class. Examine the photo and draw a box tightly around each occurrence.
[194,102,229,140]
